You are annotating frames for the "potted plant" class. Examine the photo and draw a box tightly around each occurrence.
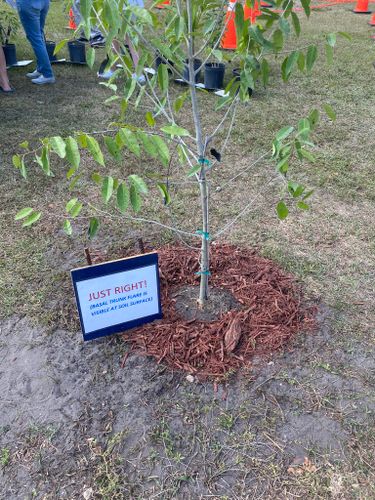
[45,39,58,62]
[204,62,225,90]
[67,40,87,64]
[0,1,20,66]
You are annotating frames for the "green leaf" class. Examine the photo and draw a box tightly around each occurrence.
[235,2,244,39]
[87,136,105,166]
[104,136,122,162]
[66,198,78,213]
[77,133,88,148]
[92,173,102,185]
[20,158,27,179]
[288,181,305,198]
[69,174,82,191]
[338,31,352,41]
[297,201,310,210]
[117,183,130,213]
[152,136,170,166]
[212,49,223,62]
[276,201,289,220]
[12,154,21,168]
[272,29,284,52]
[306,45,317,74]
[157,182,171,205]
[65,136,80,169]
[15,207,33,220]
[285,51,299,78]
[49,136,66,158]
[173,91,189,113]
[303,189,314,200]
[128,174,148,194]
[291,12,301,36]
[323,104,336,121]
[160,124,190,137]
[300,0,311,17]
[118,128,140,157]
[102,176,114,203]
[261,59,270,87]
[88,217,100,239]
[20,141,29,149]
[326,33,336,47]
[39,147,51,176]
[63,219,72,236]
[138,131,159,158]
[279,18,290,36]
[308,108,320,129]
[87,47,95,68]
[130,184,142,212]
[325,44,333,65]
[54,38,69,55]
[187,164,202,177]
[70,201,83,217]
[22,211,42,227]
[276,157,289,174]
[276,126,294,142]
[157,63,169,93]
[145,111,155,127]
[297,51,305,72]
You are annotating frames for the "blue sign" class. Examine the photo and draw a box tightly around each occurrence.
[71,252,162,341]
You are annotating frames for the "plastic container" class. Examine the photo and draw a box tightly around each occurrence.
[204,62,225,90]
[183,58,202,83]
[3,44,17,66]
[68,41,86,64]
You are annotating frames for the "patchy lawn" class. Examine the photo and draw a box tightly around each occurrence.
[0,1,374,498]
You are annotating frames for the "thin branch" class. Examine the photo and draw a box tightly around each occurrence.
[213,176,280,239]
[218,150,271,190]
[88,204,200,239]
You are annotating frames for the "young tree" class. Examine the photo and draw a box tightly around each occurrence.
[14,0,339,306]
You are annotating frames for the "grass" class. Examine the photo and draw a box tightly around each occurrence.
[1,0,375,498]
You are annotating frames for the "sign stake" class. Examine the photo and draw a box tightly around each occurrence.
[84,247,93,266]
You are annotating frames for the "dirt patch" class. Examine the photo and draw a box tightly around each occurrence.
[0,310,374,498]
[173,285,242,322]
[121,243,315,380]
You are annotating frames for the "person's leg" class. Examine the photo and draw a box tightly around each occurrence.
[0,46,12,91]
[17,0,54,78]
[72,0,82,25]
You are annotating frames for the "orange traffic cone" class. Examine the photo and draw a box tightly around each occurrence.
[67,8,77,29]
[221,0,237,50]
[368,12,375,24]
[244,1,261,23]
[352,0,371,14]
[156,0,170,8]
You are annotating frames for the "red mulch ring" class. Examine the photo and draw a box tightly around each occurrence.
[121,242,316,380]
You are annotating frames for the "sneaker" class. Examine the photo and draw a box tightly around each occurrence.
[90,35,106,47]
[31,75,56,85]
[97,69,115,80]
[132,73,146,85]
[26,69,41,79]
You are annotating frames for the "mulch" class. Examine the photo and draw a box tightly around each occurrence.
[120,242,316,381]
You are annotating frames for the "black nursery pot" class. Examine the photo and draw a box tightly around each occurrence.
[45,40,57,62]
[2,43,17,66]
[233,68,253,97]
[155,54,174,73]
[204,62,225,90]
[183,58,202,83]
[68,40,86,64]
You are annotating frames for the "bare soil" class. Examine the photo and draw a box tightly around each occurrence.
[173,285,242,322]
[1,308,374,498]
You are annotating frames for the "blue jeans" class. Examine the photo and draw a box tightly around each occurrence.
[16,0,54,78]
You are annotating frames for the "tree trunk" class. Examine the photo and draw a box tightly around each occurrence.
[186,0,210,306]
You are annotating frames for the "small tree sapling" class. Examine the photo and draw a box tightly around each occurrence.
[13,0,342,307]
